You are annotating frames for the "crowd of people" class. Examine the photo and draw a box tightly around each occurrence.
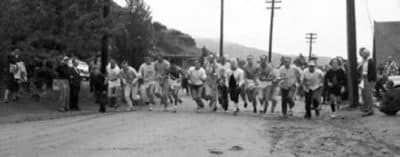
[3,47,400,118]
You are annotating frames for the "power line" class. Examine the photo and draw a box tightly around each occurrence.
[266,0,281,63]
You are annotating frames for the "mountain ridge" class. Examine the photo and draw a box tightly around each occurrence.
[195,38,331,66]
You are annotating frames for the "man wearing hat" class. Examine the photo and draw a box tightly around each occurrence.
[301,60,324,119]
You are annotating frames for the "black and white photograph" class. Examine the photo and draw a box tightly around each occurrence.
[0,0,400,156]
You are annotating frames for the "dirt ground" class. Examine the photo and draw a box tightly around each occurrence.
[1,96,400,157]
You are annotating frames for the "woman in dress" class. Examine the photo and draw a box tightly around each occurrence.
[324,58,347,118]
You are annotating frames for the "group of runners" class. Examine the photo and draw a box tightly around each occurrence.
[97,49,354,120]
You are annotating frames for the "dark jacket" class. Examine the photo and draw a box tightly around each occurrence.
[56,64,70,80]
[69,67,81,87]
[380,88,400,115]
[358,59,377,82]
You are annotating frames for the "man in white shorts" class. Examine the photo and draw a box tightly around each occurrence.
[139,56,156,111]
[258,55,280,114]
[106,59,121,108]
[243,55,260,113]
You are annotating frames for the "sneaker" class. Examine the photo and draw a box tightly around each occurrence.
[288,110,294,116]
[330,113,336,119]
[315,109,320,117]
[171,106,178,113]
[233,109,239,116]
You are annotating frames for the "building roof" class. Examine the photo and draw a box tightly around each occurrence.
[375,21,400,64]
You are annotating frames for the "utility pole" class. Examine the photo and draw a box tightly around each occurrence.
[101,0,110,74]
[266,0,281,63]
[346,0,359,107]
[305,33,317,60]
[219,0,224,57]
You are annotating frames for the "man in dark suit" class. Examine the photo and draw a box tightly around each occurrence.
[358,48,377,117]
[69,58,81,111]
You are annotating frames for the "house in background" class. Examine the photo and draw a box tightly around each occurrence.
[374,21,400,65]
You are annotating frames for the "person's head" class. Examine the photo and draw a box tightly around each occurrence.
[388,56,394,62]
[283,57,292,68]
[308,60,317,72]
[260,55,268,66]
[109,59,116,68]
[121,60,129,70]
[247,55,255,65]
[359,47,370,60]
[95,55,101,64]
[231,60,238,70]
[194,60,201,69]
[13,48,20,56]
[144,56,152,64]
[72,58,79,67]
[330,58,341,70]
[156,54,163,62]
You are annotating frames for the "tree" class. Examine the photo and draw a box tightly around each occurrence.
[113,0,153,68]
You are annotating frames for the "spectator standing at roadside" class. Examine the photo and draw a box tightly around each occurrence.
[54,57,71,112]
[69,58,81,111]
[358,48,377,117]
[3,49,19,103]
[89,55,101,93]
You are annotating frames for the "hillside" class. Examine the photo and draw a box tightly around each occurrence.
[196,38,331,66]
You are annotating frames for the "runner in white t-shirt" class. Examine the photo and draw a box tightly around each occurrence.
[139,56,156,111]
[188,61,207,112]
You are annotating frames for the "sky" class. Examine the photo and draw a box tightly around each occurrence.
[114,0,400,58]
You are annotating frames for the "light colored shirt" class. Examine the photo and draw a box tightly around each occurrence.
[120,66,138,85]
[279,65,301,89]
[188,67,207,85]
[226,68,245,87]
[106,64,121,88]
[362,60,369,75]
[154,60,170,79]
[216,62,231,79]
[139,63,156,82]
[302,68,324,91]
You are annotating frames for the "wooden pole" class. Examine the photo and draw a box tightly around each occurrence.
[101,0,110,74]
[306,33,317,60]
[346,0,359,107]
[219,0,224,57]
[266,0,281,63]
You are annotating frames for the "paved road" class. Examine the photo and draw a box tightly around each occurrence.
[2,99,400,157]
[0,106,276,157]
